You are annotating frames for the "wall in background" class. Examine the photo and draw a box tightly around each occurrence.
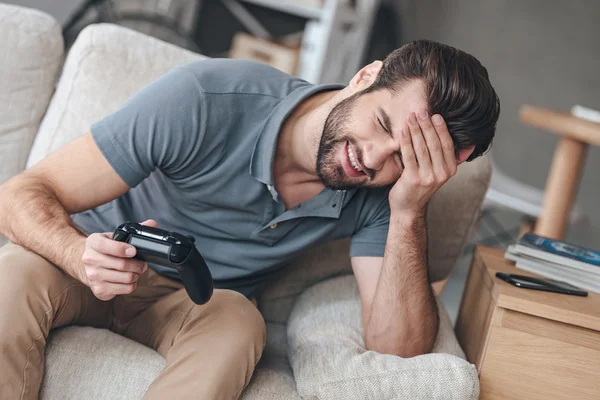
[395,0,600,247]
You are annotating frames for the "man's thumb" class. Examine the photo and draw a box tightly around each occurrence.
[140,219,158,228]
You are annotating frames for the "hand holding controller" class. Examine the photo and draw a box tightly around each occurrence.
[112,222,214,305]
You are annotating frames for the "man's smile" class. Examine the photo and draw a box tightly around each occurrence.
[342,141,367,178]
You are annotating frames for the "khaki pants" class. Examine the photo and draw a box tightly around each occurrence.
[0,243,266,400]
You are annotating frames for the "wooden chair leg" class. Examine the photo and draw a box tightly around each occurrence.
[534,137,587,240]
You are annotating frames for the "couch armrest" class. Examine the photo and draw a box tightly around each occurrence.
[287,275,479,400]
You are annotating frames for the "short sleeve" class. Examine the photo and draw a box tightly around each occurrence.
[349,192,390,258]
[91,67,207,188]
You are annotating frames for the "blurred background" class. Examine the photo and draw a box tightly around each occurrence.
[5,0,600,321]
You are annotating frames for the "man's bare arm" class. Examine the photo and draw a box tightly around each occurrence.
[0,133,130,281]
[352,213,438,358]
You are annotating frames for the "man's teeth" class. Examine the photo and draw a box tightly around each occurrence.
[347,146,363,173]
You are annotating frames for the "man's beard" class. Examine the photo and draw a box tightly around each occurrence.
[316,92,368,191]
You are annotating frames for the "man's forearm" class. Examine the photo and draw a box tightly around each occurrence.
[0,175,88,281]
[364,211,439,357]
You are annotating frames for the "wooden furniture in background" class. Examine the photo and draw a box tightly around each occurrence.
[230,32,299,74]
[519,105,600,240]
[455,246,600,400]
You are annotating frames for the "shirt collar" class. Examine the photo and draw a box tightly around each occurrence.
[249,82,346,185]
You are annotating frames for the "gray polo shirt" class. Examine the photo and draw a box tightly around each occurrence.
[71,59,391,297]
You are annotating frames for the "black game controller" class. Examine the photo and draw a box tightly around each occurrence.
[112,222,213,305]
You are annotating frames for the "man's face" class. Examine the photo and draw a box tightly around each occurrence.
[316,80,428,190]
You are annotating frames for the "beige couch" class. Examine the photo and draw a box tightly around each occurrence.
[0,3,488,399]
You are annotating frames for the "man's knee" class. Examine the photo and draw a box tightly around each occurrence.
[189,289,266,349]
[212,290,266,341]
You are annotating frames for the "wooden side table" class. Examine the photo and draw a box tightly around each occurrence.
[519,105,600,240]
[455,246,600,400]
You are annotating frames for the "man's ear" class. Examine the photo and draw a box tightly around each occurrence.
[456,145,476,164]
[349,60,383,90]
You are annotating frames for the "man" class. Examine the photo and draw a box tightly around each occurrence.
[0,39,499,399]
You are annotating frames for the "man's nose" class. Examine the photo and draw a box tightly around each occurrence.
[362,140,398,172]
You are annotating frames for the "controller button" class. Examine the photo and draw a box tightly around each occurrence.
[119,222,142,234]
[112,231,129,242]
[167,232,193,247]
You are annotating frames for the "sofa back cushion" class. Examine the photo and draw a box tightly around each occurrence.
[26,23,204,168]
[0,4,64,247]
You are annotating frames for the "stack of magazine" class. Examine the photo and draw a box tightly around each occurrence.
[505,233,600,294]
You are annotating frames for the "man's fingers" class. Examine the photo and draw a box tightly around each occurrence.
[87,266,141,285]
[90,232,136,258]
[140,219,158,228]
[84,251,147,274]
[407,112,432,171]
[431,114,457,174]
[417,109,446,175]
[94,282,138,300]
[400,125,417,171]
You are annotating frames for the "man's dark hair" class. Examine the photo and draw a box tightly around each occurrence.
[364,40,500,161]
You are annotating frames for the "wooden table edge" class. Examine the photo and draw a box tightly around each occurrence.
[473,245,600,332]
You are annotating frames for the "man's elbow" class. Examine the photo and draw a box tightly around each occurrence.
[364,317,439,357]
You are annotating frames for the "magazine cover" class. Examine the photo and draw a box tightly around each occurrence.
[518,233,600,266]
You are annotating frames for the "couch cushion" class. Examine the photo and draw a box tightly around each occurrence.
[0,4,63,247]
[41,327,165,400]
[241,356,302,400]
[242,321,299,399]
[26,23,204,168]
[287,275,479,400]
